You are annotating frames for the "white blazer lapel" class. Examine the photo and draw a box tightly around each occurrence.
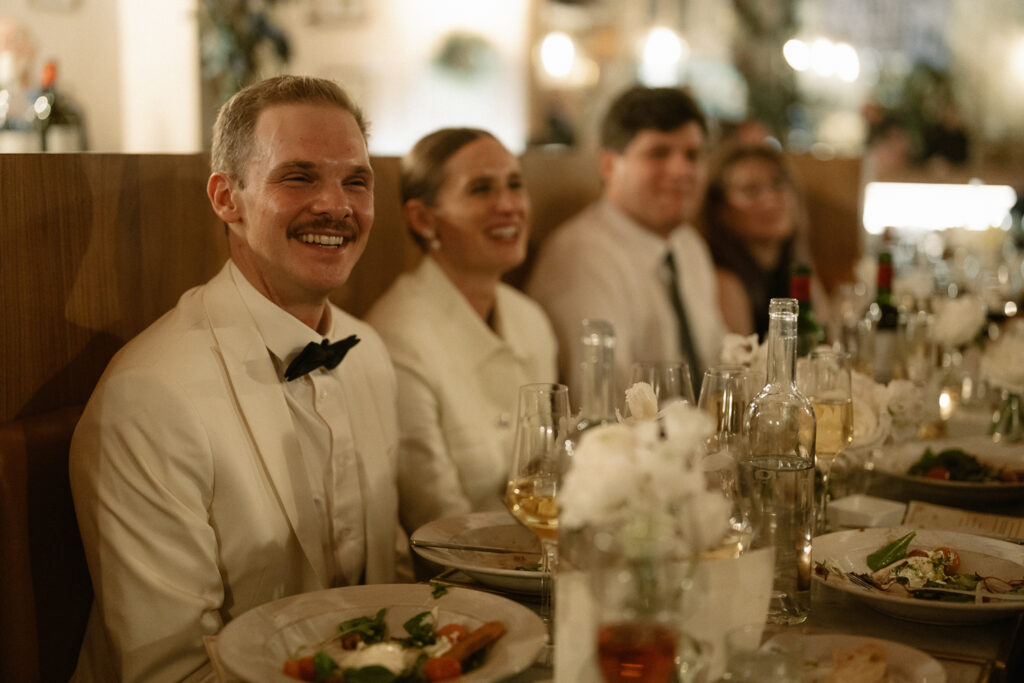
[200,266,329,586]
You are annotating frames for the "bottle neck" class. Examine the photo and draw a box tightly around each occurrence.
[765,310,798,389]
[578,343,615,423]
[876,258,894,302]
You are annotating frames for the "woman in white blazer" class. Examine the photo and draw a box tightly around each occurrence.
[366,128,558,534]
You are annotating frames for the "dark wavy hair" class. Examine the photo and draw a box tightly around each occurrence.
[600,86,707,153]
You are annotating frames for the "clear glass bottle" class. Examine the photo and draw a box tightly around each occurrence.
[32,60,86,152]
[739,298,816,625]
[573,318,617,434]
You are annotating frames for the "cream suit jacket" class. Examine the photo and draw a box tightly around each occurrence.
[69,263,400,683]
[365,256,558,532]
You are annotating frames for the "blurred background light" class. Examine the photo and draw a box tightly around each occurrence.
[863,182,1018,235]
[639,26,687,87]
[811,38,836,77]
[834,42,860,82]
[783,39,810,72]
[540,31,575,79]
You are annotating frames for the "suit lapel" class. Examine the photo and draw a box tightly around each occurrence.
[200,265,329,586]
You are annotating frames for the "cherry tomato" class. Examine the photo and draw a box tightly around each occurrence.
[424,656,463,681]
[925,466,950,480]
[437,623,469,643]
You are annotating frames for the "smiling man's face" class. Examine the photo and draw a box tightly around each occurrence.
[213,102,374,322]
[602,122,706,238]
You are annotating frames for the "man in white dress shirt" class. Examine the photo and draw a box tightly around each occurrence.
[69,76,403,682]
[527,86,726,400]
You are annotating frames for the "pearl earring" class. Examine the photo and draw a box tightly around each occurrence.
[424,230,441,251]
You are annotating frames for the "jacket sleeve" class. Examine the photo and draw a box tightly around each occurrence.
[70,367,223,683]
[391,363,473,534]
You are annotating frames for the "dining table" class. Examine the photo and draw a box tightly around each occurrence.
[413,406,1024,683]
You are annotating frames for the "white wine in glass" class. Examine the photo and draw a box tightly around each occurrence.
[505,382,571,638]
[506,475,558,542]
[806,349,853,534]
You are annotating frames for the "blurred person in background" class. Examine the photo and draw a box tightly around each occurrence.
[365,128,557,533]
[527,86,725,398]
[698,141,828,339]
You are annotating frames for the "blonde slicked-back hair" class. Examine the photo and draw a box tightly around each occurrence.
[210,75,368,186]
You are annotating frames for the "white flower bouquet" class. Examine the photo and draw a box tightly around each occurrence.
[981,327,1024,395]
[931,294,987,349]
[560,397,731,556]
[884,378,932,442]
[720,333,766,388]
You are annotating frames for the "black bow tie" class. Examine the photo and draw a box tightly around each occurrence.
[284,335,361,381]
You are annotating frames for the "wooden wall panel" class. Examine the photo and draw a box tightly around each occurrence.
[789,153,864,292]
[1,154,228,421]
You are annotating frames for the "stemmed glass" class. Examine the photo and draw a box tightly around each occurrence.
[697,364,754,559]
[803,349,853,534]
[505,383,572,634]
[625,361,696,416]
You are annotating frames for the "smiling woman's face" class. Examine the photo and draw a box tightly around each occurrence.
[719,156,796,246]
[427,136,530,280]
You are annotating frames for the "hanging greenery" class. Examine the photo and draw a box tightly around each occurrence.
[730,0,801,139]
[198,0,291,104]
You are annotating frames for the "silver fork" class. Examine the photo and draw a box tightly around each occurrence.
[845,572,878,591]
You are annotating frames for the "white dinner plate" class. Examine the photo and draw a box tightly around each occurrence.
[217,583,547,683]
[411,511,546,594]
[874,436,1024,505]
[763,633,946,682]
[813,526,1024,624]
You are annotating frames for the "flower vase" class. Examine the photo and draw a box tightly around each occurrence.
[556,512,706,683]
[990,390,1024,444]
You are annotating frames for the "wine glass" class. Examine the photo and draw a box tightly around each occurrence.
[697,364,752,454]
[626,361,696,416]
[505,383,572,634]
[697,365,754,558]
[803,349,853,534]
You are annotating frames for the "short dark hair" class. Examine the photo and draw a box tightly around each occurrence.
[600,86,707,153]
[400,127,496,251]
[210,75,368,186]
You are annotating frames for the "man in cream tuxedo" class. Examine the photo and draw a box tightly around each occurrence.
[69,76,402,682]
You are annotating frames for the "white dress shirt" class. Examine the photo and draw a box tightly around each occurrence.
[527,199,726,402]
[366,256,558,533]
[233,263,366,586]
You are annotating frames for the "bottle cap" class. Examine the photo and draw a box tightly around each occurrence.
[41,61,57,89]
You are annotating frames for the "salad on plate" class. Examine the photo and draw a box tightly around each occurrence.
[282,587,506,683]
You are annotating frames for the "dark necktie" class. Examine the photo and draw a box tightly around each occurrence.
[664,250,702,393]
[284,335,360,381]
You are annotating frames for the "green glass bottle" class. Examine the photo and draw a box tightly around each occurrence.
[790,264,825,357]
[867,250,901,382]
